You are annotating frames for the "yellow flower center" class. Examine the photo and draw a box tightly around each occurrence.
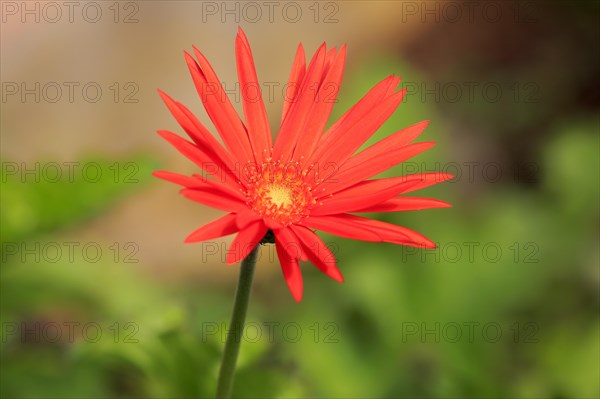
[265,184,292,208]
[245,161,316,226]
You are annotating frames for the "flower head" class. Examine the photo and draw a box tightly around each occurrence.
[154,28,452,301]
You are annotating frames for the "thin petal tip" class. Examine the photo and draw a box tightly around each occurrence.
[236,26,249,40]
[183,235,197,244]
[152,170,169,179]
[423,241,438,249]
[331,270,344,283]
[225,252,238,265]
[291,289,303,302]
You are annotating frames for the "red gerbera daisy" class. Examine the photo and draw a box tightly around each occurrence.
[154,28,452,301]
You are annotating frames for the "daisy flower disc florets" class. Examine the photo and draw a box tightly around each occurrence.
[245,160,315,226]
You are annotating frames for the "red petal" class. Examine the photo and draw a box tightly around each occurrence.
[385,76,402,96]
[353,216,436,248]
[226,220,268,265]
[190,173,244,199]
[310,177,423,215]
[235,208,262,230]
[157,90,237,174]
[263,217,284,231]
[315,89,406,168]
[185,50,254,163]
[291,225,343,282]
[318,142,437,196]
[154,170,244,201]
[293,45,347,163]
[335,120,430,173]
[301,214,382,242]
[157,130,237,184]
[273,43,327,162]
[333,172,453,198]
[398,172,455,194]
[275,239,303,302]
[158,89,204,144]
[180,188,245,213]
[303,214,436,248]
[153,170,201,187]
[356,197,452,212]
[175,99,243,181]
[157,129,206,165]
[184,213,238,243]
[281,43,306,124]
[275,227,308,262]
[322,47,337,75]
[326,75,397,136]
[306,75,398,166]
[235,28,272,163]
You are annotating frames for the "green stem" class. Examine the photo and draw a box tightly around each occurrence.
[216,245,259,399]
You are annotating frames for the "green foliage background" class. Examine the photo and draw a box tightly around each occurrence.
[2,59,599,399]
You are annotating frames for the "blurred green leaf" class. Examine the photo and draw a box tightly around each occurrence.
[0,154,158,244]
